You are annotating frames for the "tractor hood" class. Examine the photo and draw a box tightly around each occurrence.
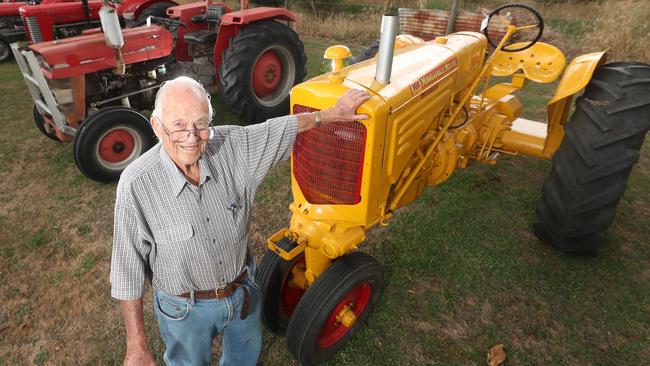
[30,25,174,79]
[19,1,101,19]
[315,32,486,111]
[0,2,23,16]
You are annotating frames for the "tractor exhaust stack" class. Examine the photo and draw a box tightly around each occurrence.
[99,0,125,75]
[374,14,399,85]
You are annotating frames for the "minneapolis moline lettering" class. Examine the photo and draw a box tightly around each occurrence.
[410,58,458,95]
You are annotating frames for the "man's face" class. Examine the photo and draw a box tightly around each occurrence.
[152,85,210,168]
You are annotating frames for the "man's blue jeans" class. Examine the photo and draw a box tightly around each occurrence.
[153,274,262,366]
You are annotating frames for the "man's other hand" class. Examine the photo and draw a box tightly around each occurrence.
[124,345,156,366]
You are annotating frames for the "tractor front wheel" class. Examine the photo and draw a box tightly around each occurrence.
[285,251,384,365]
[0,40,10,62]
[73,107,156,183]
[257,237,306,335]
[535,62,650,252]
[219,20,307,124]
[33,105,60,141]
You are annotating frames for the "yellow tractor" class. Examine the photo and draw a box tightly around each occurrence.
[257,3,650,364]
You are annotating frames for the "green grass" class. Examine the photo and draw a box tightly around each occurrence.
[0,33,648,365]
[546,18,594,39]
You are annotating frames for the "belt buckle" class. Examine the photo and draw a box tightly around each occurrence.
[215,283,228,298]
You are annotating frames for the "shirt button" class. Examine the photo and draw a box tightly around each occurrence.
[213,239,216,243]
[206,217,210,222]
[219,260,222,265]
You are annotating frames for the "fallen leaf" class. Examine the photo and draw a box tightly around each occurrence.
[487,344,506,366]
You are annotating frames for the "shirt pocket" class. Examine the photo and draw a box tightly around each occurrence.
[158,224,195,243]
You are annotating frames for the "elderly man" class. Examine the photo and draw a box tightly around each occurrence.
[110,76,369,365]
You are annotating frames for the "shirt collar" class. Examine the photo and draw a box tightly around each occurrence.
[158,145,214,197]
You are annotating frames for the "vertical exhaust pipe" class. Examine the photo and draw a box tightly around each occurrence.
[374,14,399,85]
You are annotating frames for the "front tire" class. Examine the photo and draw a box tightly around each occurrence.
[73,107,156,183]
[0,40,10,62]
[257,237,305,335]
[33,105,59,141]
[535,62,650,252]
[285,251,384,365]
[219,20,307,124]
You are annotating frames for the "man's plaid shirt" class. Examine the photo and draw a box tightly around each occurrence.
[110,116,298,300]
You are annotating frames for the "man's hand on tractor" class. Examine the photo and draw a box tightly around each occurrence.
[297,89,370,132]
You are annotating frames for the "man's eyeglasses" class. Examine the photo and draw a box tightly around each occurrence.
[160,123,212,142]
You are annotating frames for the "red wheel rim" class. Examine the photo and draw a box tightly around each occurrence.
[317,283,372,349]
[98,128,135,163]
[281,256,306,317]
[252,50,282,98]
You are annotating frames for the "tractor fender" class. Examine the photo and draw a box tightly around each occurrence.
[213,7,297,78]
[548,51,608,106]
[544,51,607,156]
[115,0,178,20]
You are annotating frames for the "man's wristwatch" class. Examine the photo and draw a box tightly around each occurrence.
[314,111,321,128]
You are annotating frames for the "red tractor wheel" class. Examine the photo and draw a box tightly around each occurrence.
[257,237,306,335]
[285,251,384,365]
[220,20,306,124]
[0,40,10,62]
[135,2,175,26]
[73,106,156,183]
[33,105,59,141]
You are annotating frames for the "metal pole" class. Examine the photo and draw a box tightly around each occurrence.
[374,14,399,85]
[446,0,460,35]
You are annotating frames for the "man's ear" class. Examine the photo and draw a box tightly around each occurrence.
[150,116,163,140]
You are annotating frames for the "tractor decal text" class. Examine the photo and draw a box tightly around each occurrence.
[410,58,458,95]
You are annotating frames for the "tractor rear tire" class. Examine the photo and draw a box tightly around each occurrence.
[219,20,306,124]
[0,40,10,62]
[258,237,305,336]
[73,107,156,183]
[135,2,175,25]
[285,251,384,366]
[535,62,650,252]
[33,105,60,141]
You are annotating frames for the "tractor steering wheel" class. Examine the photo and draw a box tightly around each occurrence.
[483,3,544,52]
[147,16,186,29]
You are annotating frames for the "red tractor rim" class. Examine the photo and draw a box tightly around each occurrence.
[98,128,136,163]
[252,50,283,98]
[280,256,306,317]
[317,283,372,349]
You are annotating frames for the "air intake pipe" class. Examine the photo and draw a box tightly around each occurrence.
[99,0,125,75]
[374,14,399,85]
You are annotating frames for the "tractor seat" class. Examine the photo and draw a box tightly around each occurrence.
[491,42,566,83]
[191,4,225,25]
[184,30,218,46]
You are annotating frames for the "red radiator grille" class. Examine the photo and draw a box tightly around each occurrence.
[292,104,367,205]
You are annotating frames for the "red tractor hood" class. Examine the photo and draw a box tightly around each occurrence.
[0,2,23,16]
[19,1,101,18]
[30,25,174,79]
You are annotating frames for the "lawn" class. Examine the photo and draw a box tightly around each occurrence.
[0,33,648,365]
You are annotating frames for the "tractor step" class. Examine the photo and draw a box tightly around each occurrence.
[511,117,547,139]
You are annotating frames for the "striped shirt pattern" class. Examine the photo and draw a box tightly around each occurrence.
[110,115,298,300]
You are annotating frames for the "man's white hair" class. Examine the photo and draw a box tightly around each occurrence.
[151,76,214,122]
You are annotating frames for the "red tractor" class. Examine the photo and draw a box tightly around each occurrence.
[1,0,76,61]
[12,0,306,182]
[0,0,176,61]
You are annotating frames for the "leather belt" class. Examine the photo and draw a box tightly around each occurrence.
[179,269,250,320]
